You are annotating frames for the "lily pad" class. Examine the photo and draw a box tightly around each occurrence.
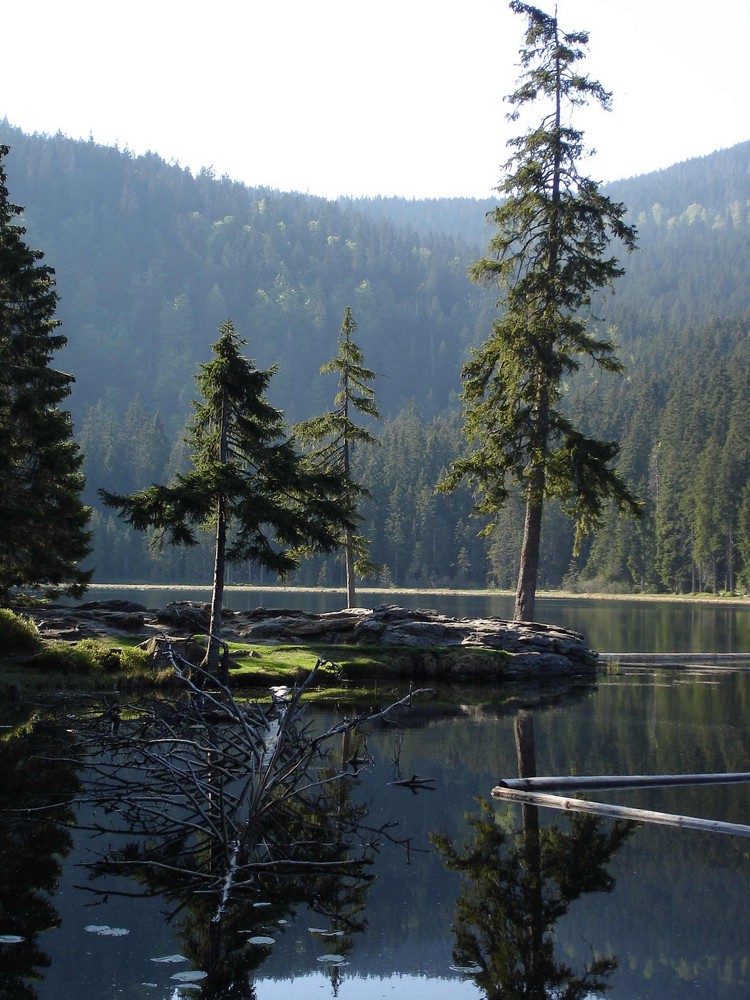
[450,963,483,974]
[245,936,275,946]
[0,935,24,944]
[171,970,208,982]
[309,927,343,937]
[84,924,129,937]
[151,953,188,963]
[317,954,346,964]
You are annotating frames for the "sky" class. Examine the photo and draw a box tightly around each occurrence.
[3,0,749,200]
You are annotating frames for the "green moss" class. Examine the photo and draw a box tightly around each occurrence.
[227,641,511,685]
[1,621,514,698]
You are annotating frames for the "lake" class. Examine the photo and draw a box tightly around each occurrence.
[4,594,750,999]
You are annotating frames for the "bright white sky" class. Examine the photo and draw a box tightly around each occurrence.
[3,0,748,200]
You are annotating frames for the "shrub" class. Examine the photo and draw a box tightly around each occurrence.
[73,638,122,673]
[0,609,41,656]
[118,645,152,677]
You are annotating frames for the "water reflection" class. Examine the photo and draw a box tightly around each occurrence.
[71,677,404,999]
[1,663,426,1000]
[0,721,79,999]
[6,670,750,998]
[435,804,633,998]
[434,710,634,998]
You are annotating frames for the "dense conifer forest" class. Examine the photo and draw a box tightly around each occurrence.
[2,119,749,593]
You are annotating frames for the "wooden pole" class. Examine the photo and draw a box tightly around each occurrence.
[494,772,750,793]
[490,786,750,838]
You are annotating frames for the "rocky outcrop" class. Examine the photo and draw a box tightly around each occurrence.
[29,600,596,677]
[228,604,596,675]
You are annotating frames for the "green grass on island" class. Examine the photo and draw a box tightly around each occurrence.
[0,608,512,702]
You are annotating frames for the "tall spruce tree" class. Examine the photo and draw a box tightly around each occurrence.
[102,319,354,677]
[295,307,380,607]
[0,144,90,602]
[442,2,640,621]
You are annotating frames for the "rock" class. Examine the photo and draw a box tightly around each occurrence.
[98,612,146,631]
[139,635,205,670]
[154,602,211,631]
[25,600,597,678]
[230,603,596,675]
[77,599,148,613]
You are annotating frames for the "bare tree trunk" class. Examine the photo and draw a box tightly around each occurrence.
[342,423,356,608]
[205,388,229,681]
[515,469,544,621]
[345,525,356,608]
[205,494,227,680]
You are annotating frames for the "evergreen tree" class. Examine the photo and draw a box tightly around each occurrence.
[102,319,353,676]
[0,144,90,602]
[441,2,640,620]
[295,307,381,607]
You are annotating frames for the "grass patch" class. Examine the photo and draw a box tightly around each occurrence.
[0,608,42,656]
[0,608,155,695]
[227,641,512,685]
[0,605,513,702]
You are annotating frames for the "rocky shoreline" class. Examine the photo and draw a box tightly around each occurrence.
[29,600,597,678]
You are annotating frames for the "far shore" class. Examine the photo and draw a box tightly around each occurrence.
[81,583,750,608]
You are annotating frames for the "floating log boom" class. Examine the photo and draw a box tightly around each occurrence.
[490,786,750,838]
[494,772,750,793]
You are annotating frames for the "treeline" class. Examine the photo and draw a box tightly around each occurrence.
[3,122,750,593]
[80,316,750,595]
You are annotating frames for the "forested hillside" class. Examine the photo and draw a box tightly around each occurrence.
[2,120,749,593]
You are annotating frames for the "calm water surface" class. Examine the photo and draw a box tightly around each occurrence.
[3,664,750,999]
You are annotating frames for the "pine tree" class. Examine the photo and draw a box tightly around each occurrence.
[0,144,90,602]
[102,319,354,676]
[295,307,380,607]
[441,2,640,621]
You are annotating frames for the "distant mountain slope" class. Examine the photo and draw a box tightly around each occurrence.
[3,120,749,436]
[0,121,487,430]
[343,142,750,344]
[342,143,750,246]
[4,122,749,592]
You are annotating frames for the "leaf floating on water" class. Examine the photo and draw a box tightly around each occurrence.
[252,902,272,908]
[0,935,24,944]
[151,954,188,963]
[277,919,288,926]
[171,970,208,982]
[84,924,129,937]
[317,954,346,964]
[309,928,343,938]
[450,964,483,975]
[245,936,275,946]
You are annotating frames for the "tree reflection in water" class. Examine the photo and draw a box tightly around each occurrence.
[434,710,635,999]
[0,720,80,1000]
[65,663,425,998]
